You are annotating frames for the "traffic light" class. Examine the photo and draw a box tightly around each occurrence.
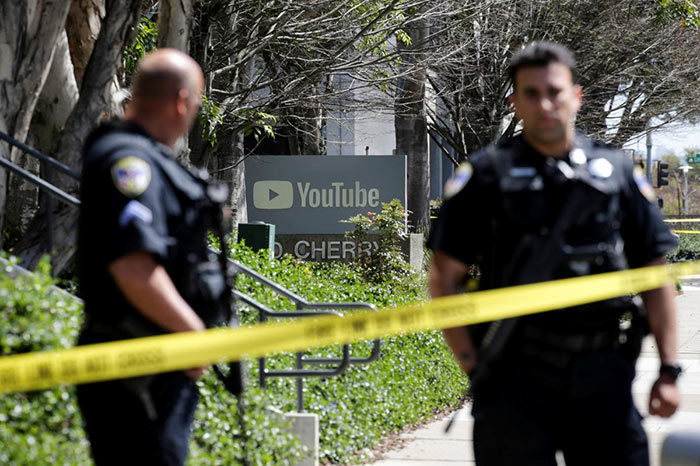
[657,160,669,188]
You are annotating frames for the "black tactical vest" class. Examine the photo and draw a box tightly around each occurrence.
[80,130,229,340]
[474,136,634,338]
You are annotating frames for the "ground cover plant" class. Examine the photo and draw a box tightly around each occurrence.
[667,232,700,263]
[0,244,468,464]
[230,243,469,464]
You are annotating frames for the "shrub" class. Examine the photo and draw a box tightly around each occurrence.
[0,256,302,465]
[666,233,700,262]
[343,199,412,283]
[190,383,305,465]
[0,256,89,465]
[0,244,468,465]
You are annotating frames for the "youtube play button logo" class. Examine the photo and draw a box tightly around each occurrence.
[253,180,294,209]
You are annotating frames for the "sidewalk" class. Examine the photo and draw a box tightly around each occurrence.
[367,286,700,466]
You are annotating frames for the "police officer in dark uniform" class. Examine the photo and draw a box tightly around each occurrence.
[428,42,681,466]
[77,49,229,466]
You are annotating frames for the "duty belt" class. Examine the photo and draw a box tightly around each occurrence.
[520,324,620,352]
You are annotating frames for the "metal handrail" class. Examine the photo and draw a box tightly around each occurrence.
[0,131,80,180]
[0,130,81,256]
[234,289,381,367]
[230,257,382,412]
[0,134,383,412]
[0,157,80,206]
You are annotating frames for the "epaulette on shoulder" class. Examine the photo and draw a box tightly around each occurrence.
[467,147,490,165]
[590,138,615,149]
[495,135,517,148]
[444,149,486,199]
[581,137,623,160]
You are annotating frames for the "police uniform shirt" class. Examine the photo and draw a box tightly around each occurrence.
[78,121,212,340]
[428,133,677,333]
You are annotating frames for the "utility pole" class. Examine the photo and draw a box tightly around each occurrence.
[646,121,653,183]
[684,168,689,215]
[680,165,692,215]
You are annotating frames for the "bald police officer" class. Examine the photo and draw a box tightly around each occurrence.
[429,42,680,466]
[77,49,229,465]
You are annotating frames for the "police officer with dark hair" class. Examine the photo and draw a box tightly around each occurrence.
[429,41,681,465]
[77,49,230,465]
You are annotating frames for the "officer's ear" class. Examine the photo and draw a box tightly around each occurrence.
[573,84,583,110]
[506,93,516,112]
[507,93,520,118]
[174,88,190,118]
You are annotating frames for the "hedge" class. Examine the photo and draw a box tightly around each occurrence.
[0,245,468,465]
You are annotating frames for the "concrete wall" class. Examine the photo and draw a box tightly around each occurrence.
[325,78,453,200]
[352,109,395,157]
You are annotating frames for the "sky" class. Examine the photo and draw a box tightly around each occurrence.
[624,122,700,160]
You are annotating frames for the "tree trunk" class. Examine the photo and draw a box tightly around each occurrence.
[66,0,105,87]
[12,0,142,272]
[5,30,81,240]
[0,1,73,249]
[209,129,247,232]
[29,31,81,155]
[189,0,247,230]
[158,0,193,51]
[54,0,141,184]
[158,0,193,160]
[395,18,430,232]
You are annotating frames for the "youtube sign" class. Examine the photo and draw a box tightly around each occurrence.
[246,156,406,234]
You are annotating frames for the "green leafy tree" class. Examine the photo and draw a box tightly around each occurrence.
[123,15,158,81]
[656,0,700,27]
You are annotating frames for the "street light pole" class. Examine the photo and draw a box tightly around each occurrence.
[680,165,692,215]
[646,123,653,183]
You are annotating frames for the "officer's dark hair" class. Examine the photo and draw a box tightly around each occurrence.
[508,41,577,88]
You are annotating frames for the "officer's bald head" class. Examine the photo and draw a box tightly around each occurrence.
[126,49,204,147]
[130,49,203,106]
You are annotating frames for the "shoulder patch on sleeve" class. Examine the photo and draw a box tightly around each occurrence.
[632,166,656,202]
[444,162,473,199]
[111,156,152,198]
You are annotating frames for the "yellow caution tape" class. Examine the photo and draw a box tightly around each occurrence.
[1,261,698,394]
[671,230,700,234]
[665,219,700,223]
